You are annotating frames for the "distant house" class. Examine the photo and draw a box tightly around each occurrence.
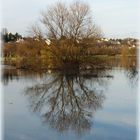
[101,38,109,42]
[116,41,121,45]
[16,38,24,43]
[45,39,51,45]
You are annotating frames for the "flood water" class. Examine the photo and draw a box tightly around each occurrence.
[2,57,138,140]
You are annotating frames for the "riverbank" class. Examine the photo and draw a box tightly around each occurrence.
[2,55,137,72]
[2,38,137,71]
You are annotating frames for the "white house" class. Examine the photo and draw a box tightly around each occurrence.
[16,38,24,43]
[45,39,51,45]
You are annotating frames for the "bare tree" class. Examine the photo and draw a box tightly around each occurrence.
[41,1,102,41]
[41,2,69,40]
[27,24,44,40]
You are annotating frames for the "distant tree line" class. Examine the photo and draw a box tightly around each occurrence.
[1,28,22,42]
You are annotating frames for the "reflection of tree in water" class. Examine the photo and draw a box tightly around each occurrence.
[120,56,138,86]
[25,70,112,136]
[2,68,43,85]
[2,68,20,85]
[125,66,138,88]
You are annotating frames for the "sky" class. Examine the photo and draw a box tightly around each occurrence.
[1,0,140,38]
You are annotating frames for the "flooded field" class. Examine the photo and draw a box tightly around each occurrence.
[2,57,138,140]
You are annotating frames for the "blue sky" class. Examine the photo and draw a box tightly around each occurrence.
[1,0,140,38]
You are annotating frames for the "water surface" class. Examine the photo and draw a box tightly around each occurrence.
[2,58,138,140]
